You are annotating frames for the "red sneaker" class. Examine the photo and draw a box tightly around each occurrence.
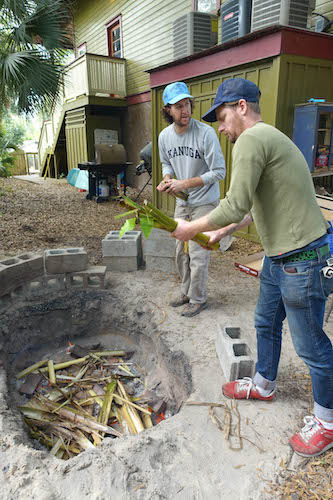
[289,416,333,457]
[222,377,275,401]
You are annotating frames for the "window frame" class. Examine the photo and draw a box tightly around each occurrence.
[192,0,220,14]
[77,42,87,58]
[106,15,123,58]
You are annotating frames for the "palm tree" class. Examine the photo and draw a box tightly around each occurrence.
[0,0,74,114]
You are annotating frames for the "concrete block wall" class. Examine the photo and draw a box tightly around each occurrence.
[0,253,44,296]
[143,228,176,272]
[216,326,255,382]
[102,231,142,272]
[0,249,106,313]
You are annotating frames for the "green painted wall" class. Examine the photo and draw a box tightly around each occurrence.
[275,54,333,139]
[74,0,191,96]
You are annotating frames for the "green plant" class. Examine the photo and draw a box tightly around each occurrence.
[0,0,74,114]
[0,120,24,177]
[115,196,220,251]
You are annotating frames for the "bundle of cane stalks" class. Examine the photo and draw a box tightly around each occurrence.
[116,196,220,251]
[16,346,165,460]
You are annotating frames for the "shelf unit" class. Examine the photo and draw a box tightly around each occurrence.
[293,103,333,177]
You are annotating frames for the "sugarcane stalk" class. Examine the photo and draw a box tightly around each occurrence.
[142,413,153,429]
[112,393,151,415]
[50,438,63,456]
[44,403,122,437]
[143,200,177,231]
[16,359,48,379]
[36,351,126,374]
[118,405,137,435]
[117,381,144,433]
[73,430,95,450]
[99,381,116,426]
[88,389,104,408]
[143,200,220,251]
[48,360,56,384]
[37,357,89,373]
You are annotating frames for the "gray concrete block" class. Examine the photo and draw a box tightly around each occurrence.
[24,275,66,298]
[44,248,88,274]
[0,253,43,297]
[143,228,176,258]
[145,256,176,272]
[216,326,255,382]
[103,256,139,272]
[66,266,106,289]
[102,231,142,257]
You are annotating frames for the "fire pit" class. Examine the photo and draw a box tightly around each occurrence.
[0,258,192,461]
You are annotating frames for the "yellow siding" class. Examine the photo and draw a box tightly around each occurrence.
[74,0,192,96]
[315,0,333,18]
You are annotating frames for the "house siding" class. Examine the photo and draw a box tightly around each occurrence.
[74,0,192,96]
[315,0,333,18]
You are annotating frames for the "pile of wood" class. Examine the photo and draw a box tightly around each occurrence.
[16,345,166,460]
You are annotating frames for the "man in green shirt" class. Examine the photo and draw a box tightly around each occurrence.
[172,77,333,458]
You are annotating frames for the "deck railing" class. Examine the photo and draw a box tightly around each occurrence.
[38,53,126,170]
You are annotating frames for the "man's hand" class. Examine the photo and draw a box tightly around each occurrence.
[171,218,198,242]
[157,180,169,192]
[161,179,184,194]
[203,227,231,246]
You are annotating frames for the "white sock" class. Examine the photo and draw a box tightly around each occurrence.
[316,417,333,430]
[256,385,274,397]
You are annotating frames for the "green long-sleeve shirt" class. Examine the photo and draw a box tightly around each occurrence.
[208,122,329,257]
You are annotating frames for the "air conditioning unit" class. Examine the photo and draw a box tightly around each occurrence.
[221,0,252,44]
[173,12,218,60]
[251,0,316,32]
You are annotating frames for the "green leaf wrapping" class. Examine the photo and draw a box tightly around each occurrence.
[119,218,136,239]
[139,214,153,239]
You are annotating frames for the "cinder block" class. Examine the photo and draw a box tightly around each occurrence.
[24,275,66,298]
[66,266,106,289]
[44,248,88,274]
[102,231,142,271]
[0,253,43,297]
[145,256,176,272]
[216,326,255,382]
[102,231,141,257]
[103,256,139,272]
[143,228,176,258]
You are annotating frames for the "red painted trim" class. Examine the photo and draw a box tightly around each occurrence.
[280,29,333,60]
[149,26,333,89]
[150,31,283,88]
[127,91,151,105]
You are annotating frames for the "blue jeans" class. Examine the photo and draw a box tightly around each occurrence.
[253,248,333,421]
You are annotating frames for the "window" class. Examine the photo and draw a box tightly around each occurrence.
[106,16,122,58]
[193,0,219,13]
[77,42,87,57]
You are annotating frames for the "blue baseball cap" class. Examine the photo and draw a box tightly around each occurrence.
[163,82,193,106]
[202,78,261,122]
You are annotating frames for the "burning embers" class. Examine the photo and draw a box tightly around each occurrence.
[16,343,168,460]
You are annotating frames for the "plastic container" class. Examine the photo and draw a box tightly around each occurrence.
[99,180,110,198]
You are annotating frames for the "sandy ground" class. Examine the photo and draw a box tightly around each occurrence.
[1,176,333,499]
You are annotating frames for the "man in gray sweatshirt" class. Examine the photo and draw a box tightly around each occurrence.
[157,82,226,317]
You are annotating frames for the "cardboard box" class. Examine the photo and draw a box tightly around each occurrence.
[234,251,265,277]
